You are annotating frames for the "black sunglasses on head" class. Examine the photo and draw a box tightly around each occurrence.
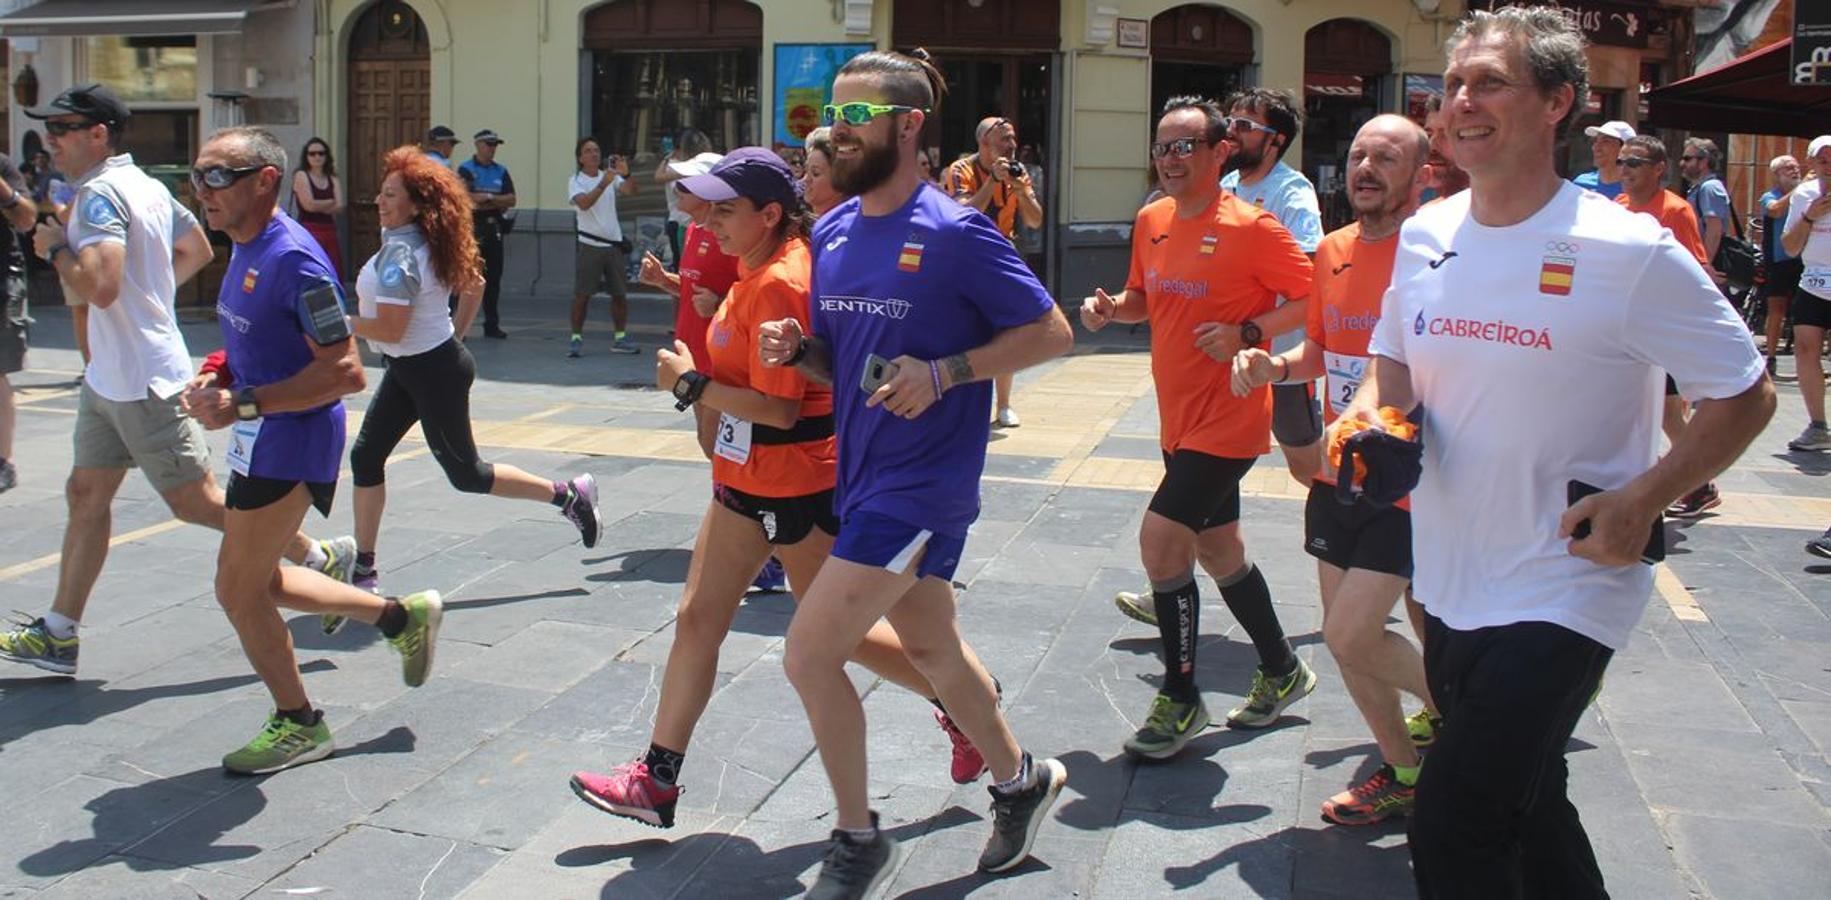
[190,164,267,190]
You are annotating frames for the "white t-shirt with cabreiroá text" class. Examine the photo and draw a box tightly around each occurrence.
[1369,182,1763,650]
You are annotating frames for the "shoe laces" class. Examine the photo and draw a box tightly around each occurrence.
[820,832,871,883]
[247,714,306,752]
[1142,693,1181,732]
[1350,767,1395,800]
[389,618,424,656]
[1244,669,1277,707]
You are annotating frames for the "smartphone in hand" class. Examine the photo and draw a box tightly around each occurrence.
[1567,479,1665,564]
[860,353,898,394]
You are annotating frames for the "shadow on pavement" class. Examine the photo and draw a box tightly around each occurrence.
[557,806,982,898]
[15,725,416,878]
[0,660,337,741]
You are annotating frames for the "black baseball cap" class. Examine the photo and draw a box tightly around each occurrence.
[26,83,130,128]
[426,125,457,143]
[473,129,504,145]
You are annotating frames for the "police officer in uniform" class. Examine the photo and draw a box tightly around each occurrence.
[458,129,515,338]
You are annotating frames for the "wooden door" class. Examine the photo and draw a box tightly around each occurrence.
[347,0,431,268]
[347,60,429,265]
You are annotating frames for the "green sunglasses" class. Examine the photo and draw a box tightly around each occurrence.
[821,101,926,127]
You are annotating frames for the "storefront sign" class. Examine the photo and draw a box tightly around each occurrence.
[1795,2,1831,86]
[773,43,873,147]
[1404,74,1443,123]
[1472,0,1654,50]
[1117,18,1148,49]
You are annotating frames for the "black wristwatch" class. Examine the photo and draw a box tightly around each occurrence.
[671,371,709,411]
[1240,319,1264,347]
[235,386,261,421]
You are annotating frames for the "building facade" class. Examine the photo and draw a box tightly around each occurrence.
[2,0,1702,303]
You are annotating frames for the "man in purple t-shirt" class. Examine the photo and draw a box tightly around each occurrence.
[756,49,1074,892]
[178,126,445,775]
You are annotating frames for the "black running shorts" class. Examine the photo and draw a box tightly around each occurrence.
[1148,450,1257,532]
[1303,481,1413,578]
[713,483,838,546]
[226,473,336,517]
[1795,287,1831,330]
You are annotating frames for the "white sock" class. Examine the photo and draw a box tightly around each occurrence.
[302,540,328,569]
[42,611,78,639]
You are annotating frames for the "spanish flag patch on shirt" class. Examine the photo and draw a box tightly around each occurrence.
[898,239,924,273]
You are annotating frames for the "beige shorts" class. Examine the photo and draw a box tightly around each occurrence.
[73,383,212,493]
[575,241,629,298]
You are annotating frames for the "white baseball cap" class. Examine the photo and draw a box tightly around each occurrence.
[1809,135,1831,159]
[667,151,724,179]
[1583,120,1636,142]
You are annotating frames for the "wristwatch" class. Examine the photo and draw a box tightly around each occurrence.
[1240,319,1264,347]
[235,386,261,421]
[671,371,709,411]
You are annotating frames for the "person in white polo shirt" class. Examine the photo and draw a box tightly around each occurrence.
[0,85,356,676]
[1780,134,1831,454]
[1571,119,1632,199]
[1342,11,1774,896]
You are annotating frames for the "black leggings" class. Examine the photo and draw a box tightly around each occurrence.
[350,337,494,494]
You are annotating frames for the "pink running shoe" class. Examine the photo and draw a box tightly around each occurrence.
[570,761,681,828]
[936,709,989,784]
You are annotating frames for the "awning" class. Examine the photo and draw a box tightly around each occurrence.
[1644,38,1831,139]
[0,0,285,39]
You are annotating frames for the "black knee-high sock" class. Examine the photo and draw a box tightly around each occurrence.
[1153,578,1201,702]
[1217,564,1295,676]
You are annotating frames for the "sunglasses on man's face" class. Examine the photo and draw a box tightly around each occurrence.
[1680,154,1705,162]
[821,101,923,127]
[190,165,267,191]
[1619,157,1656,169]
[1150,137,1209,160]
[1224,116,1279,137]
[44,119,99,137]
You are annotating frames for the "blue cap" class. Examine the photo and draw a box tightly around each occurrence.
[677,146,802,211]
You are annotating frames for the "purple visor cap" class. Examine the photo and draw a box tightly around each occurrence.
[677,146,803,210]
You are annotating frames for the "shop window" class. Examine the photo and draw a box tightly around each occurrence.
[84,36,197,104]
[587,49,760,163]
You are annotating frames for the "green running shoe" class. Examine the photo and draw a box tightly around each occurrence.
[388,591,443,688]
[1123,691,1211,760]
[222,711,334,775]
[1226,657,1318,729]
[311,536,359,635]
[0,616,78,675]
[1406,708,1443,750]
[1113,586,1158,626]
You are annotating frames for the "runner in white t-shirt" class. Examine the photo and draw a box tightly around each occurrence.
[1344,11,1774,895]
[1779,136,1831,453]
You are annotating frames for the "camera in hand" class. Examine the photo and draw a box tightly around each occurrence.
[1006,161,1025,179]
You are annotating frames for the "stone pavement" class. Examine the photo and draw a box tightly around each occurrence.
[0,293,1827,898]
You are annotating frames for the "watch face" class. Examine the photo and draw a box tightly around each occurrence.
[672,376,693,401]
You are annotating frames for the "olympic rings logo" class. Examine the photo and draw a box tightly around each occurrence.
[1545,240,1581,254]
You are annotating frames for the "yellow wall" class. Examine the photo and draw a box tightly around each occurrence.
[316,0,890,211]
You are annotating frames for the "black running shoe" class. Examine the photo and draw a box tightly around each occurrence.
[978,754,1067,873]
[807,812,899,900]
[560,474,602,548]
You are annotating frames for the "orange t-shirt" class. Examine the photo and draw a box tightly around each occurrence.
[705,237,836,497]
[1617,189,1709,268]
[1126,193,1315,458]
[945,157,1023,239]
[1306,222,1408,509]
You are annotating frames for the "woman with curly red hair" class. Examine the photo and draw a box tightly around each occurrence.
[337,146,603,605]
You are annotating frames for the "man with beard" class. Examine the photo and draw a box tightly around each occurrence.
[1420,96,1470,202]
[1217,89,1325,489]
[1232,114,1439,825]
[1350,10,1771,892]
[945,115,1042,429]
[757,48,1073,896]
[1082,96,1317,759]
